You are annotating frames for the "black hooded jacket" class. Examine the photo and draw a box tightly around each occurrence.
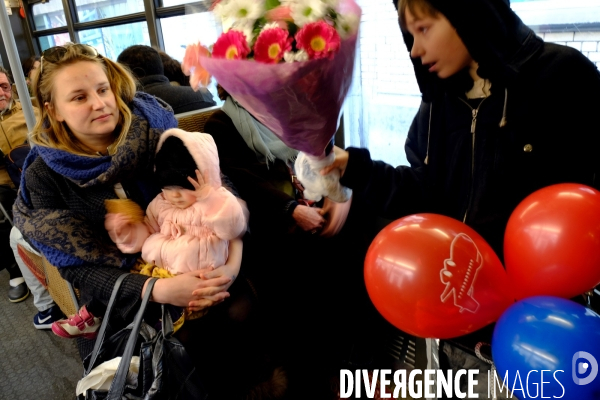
[341,0,600,258]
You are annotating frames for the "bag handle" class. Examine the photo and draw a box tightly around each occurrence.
[107,277,158,400]
[85,273,128,375]
[161,304,175,338]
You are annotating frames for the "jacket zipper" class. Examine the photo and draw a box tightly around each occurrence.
[458,96,488,223]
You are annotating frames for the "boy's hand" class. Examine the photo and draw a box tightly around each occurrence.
[320,146,349,177]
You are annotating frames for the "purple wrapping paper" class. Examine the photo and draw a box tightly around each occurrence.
[200,29,359,158]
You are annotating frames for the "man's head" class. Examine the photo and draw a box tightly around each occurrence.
[0,66,13,112]
[396,0,473,79]
[117,45,164,80]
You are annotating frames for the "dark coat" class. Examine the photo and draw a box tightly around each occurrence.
[342,0,600,258]
[139,74,216,114]
[340,0,600,358]
[203,110,299,236]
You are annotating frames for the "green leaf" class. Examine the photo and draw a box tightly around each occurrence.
[265,0,280,11]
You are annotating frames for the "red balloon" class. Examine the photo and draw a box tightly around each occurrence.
[504,183,600,300]
[364,214,513,339]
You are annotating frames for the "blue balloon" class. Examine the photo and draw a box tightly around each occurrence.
[492,296,600,399]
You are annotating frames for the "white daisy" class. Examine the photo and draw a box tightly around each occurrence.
[283,49,309,63]
[290,0,328,27]
[261,22,281,32]
[230,0,265,20]
[321,0,339,8]
[335,12,359,39]
[231,20,256,44]
[215,0,265,23]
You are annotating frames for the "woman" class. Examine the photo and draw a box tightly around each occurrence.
[203,85,382,397]
[13,43,278,399]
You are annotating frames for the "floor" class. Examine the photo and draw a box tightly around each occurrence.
[0,269,81,400]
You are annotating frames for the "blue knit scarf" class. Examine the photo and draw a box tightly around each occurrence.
[15,92,178,268]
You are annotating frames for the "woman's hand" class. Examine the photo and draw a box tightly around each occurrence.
[320,146,349,177]
[147,270,231,311]
[293,205,326,232]
[187,169,211,199]
[192,238,243,310]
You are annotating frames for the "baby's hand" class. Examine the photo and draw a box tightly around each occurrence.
[105,213,133,234]
[187,169,211,198]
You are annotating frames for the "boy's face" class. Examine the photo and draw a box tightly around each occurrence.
[403,7,473,79]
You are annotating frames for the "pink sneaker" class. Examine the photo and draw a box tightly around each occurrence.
[51,305,101,339]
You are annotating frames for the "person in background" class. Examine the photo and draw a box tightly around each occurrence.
[21,56,40,96]
[321,0,600,396]
[158,50,191,87]
[117,45,215,114]
[0,66,38,304]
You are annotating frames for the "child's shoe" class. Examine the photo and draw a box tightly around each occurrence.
[51,305,101,339]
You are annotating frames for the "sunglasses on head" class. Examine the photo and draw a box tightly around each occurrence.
[40,44,100,75]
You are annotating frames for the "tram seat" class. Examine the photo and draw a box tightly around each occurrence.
[17,244,80,317]
[174,105,221,133]
[15,105,222,317]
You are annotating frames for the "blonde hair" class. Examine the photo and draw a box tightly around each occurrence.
[30,43,137,156]
[398,0,440,30]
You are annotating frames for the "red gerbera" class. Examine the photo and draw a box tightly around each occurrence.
[212,30,251,60]
[254,28,293,64]
[295,20,341,60]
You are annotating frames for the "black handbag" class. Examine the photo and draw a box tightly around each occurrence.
[78,274,207,400]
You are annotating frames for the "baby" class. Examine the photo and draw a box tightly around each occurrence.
[51,128,248,339]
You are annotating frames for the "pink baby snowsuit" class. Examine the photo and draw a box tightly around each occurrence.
[107,128,247,275]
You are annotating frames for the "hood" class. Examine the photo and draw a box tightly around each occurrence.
[400,0,544,100]
[156,128,222,190]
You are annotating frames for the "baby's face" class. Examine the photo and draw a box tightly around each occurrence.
[162,186,197,209]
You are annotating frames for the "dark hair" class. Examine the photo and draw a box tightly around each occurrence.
[0,66,11,84]
[158,51,191,87]
[117,45,164,79]
[397,0,439,30]
[22,56,40,78]
[216,83,230,101]
[155,136,197,191]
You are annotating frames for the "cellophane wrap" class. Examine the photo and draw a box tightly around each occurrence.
[199,1,361,158]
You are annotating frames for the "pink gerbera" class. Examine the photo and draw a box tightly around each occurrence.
[295,21,341,60]
[182,43,211,89]
[265,5,292,22]
[254,28,293,64]
[212,30,251,60]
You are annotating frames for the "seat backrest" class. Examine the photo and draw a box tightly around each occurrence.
[175,105,221,133]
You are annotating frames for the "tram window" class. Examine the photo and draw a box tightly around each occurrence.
[161,13,221,62]
[161,12,222,102]
[161,0,199,6]
[38,33,71,51]
[74,0,144,21]
[32,0,66,31]
[79,22,150,60]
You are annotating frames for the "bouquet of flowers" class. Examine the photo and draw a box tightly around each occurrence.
[182,0,361,202]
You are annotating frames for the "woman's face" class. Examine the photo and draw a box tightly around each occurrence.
[403,7,473,79]
[49,61,119,151]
